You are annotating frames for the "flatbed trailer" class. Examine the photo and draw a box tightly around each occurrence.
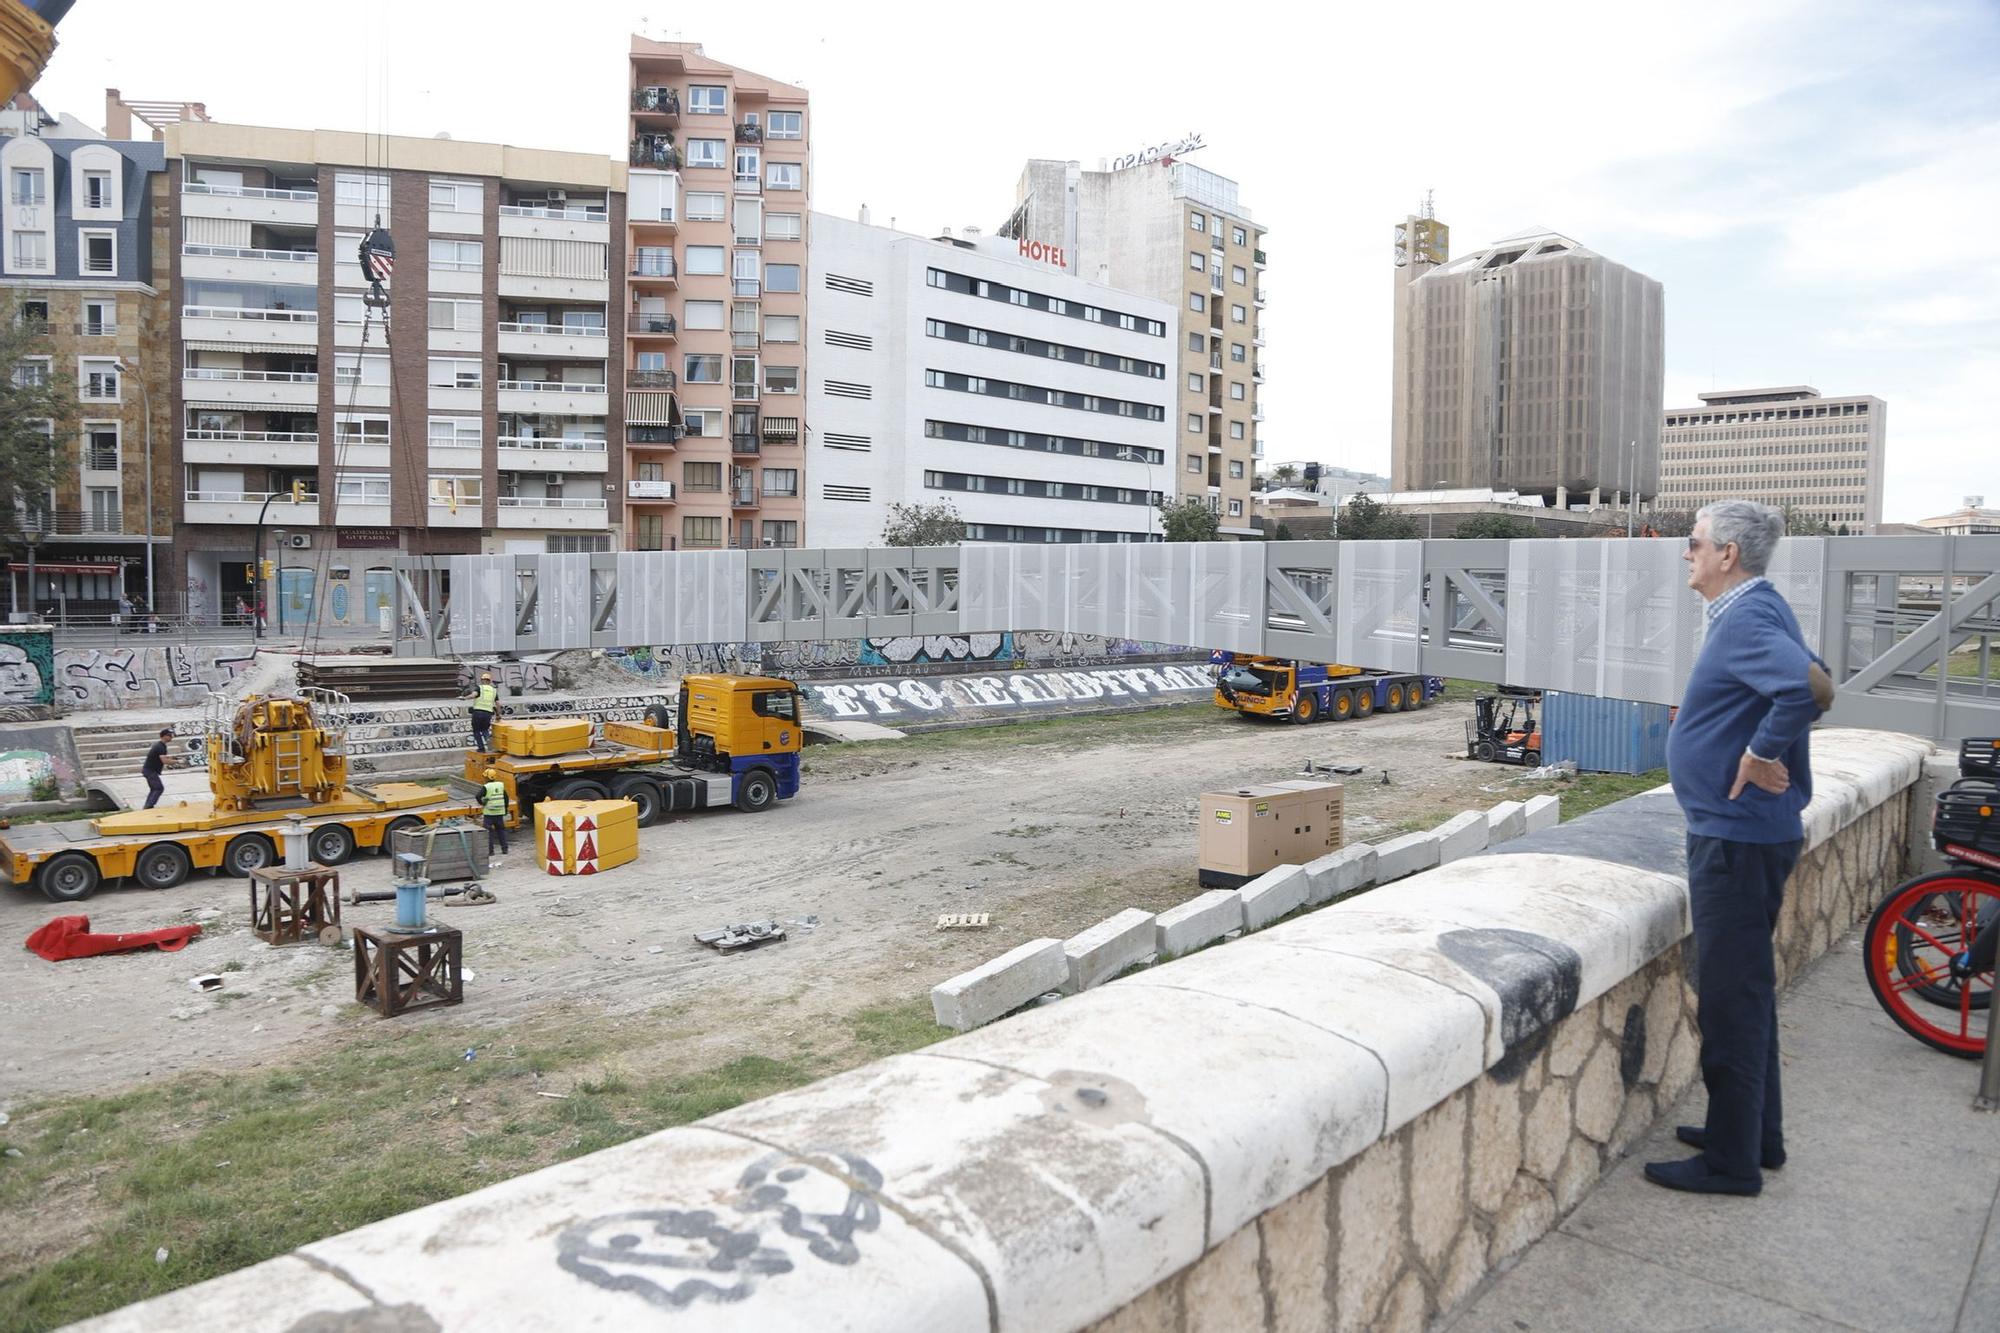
[1,782,478,903]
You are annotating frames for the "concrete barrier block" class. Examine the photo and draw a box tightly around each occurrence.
[1156,889,1245,958]
[1063,909,1157,993]
[1486,800,1527,844]
[931,938,1067,1032]
[1523,793,1561,833]
[1304,843,1376,905]
[1373,831,1439,882]
[1241,864,1310,932]
[1434,811,1489,865]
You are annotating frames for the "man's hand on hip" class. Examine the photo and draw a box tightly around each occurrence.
[1729,752,1790,800]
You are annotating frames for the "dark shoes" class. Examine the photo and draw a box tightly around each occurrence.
[1675,1125,1786,1170]
[1643,1156,1762,1196]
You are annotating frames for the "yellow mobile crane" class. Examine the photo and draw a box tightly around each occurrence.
[0,689,476,902]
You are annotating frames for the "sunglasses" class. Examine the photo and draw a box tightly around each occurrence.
[1686,536,1737,553]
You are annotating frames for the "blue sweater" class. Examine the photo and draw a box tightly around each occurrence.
[1666,582,1822,844]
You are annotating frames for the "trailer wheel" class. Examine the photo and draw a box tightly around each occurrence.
[134,842,192,890]
[611,775,663,827]
[548,778,610,802]
[1332,689,1355,721]
[645,702,673,731]
[1385,683,1405,711]
[309,823,356,866]
[222,833,277,877]
[1355,688,1376,718]
[378,815,425,857]
[39,852,101,903]
[735,769,777,813]
[1292,692,1319,725]
[1474,740,1498,763]
[1408,684,1428,710]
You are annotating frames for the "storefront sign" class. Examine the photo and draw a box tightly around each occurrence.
[1110,132,1205,172]
[338,528,402,549]
[1016,238,1066,268]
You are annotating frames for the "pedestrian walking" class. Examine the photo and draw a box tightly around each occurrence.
[480,767,510,860]
[141,727,174,810]
[114,593,132,633]
[234,594,250,627]
[1650,499,1833,1197]
[467,671,500,752]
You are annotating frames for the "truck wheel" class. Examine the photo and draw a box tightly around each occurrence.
[40,852,101,903]
[135,842,192,890]
[379,815,425,857]
[1408,684,1427,710]
[548,779,609,802]
[1474,740,1498,763]
[222,833,276,877]
[1355,689,1376,718]
[1332,689,1355,721]
[1385,683,1405,711]
[610,775,663,827]
[735,769,777,813]
[645,702,673,731]
[1292,692,1318,725]
[309,823,356,866]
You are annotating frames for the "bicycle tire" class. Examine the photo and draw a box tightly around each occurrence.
[1863,871,2000,1058]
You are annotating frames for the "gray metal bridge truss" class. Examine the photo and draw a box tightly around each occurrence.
[391,536,2000,742]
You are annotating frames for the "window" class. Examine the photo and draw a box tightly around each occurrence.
[764,314,800,343]
[1231,342,1247,362]
[81,299,114,334]
[18,299,46,327]
[685,191,726,221]
[429,179,483,213]
[766,162,802,191]
[336,415,391,444]
[1188,332,1204,352]
[733,196,762,242]
[1189,293,1206,312]
[1190,252,1205,272]
[766,263,801,293]
[428,417,480,447]
[1230,421,1245,439]
[734,145,760,185]
[1187,373,1203,392]
[683,462,723,492]
[685,245,725,275]
[761,467,798,497]
[427,298,480,330]
[334,294,367,325]
[1232,265,1247,284]
[1228,499,1243,517]
[1230,382,1245,400]
[1231,304,1247,324]
[1190,212,1205,233]
[766,212,802,240]
[732,250,761,295]
[334,354,389,387]
[429,476,481,503]
[688,85,727,115]
[768,111,803,139]
[1187,414,1202,434]
[80,231,115,274]
[683,300,724,329]
[1229,461,1244,479]
[427,357,482,389]
[760,519,798,546]
[686,139,726,169]
[9,167,44,205]
[335,473,392,504]
[82,170,112,210]
[83,424,118,471]
[684,353,723,382]
[1233,226,1247,246]
[334,172,391,212]
[428,239,482,271]
[763,365,798,394]
[80,358,119,401]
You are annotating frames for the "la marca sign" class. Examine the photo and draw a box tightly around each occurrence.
[1017,238,1067,268]
[1110,132,1206,172]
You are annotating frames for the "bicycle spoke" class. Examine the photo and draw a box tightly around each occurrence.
[1896,915,1960,956]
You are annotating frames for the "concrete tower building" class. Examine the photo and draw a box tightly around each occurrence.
[1006,151,1265,537]
[1392,223,1663,507]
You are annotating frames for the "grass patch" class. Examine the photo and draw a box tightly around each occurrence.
[1549,768,1670,819]
[0,997,952,1330]
[802,701,1233,775]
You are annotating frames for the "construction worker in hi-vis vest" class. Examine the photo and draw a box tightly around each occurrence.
[481,767,509,858]
[469,671,499,752]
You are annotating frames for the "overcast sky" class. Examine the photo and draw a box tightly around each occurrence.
[32,0,1999,522]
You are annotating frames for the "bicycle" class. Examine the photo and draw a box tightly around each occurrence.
[1863,739,2000,1058]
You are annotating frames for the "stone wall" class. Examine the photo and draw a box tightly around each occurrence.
[78,730,1929,1333]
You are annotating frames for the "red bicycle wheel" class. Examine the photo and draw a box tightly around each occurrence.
[1863,872,2000,1058]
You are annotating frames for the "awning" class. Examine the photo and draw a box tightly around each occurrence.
[8,562,124,574]
[181,339,264,354]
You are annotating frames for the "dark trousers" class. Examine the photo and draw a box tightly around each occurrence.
[143,773,163,809]
[471,709,494,751]
[1686,832,1803,1180]
[484,813,509,855]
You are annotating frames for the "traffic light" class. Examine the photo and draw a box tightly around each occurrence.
[244,564,256,581]
[260,560,275,582]
[291,479,306,503]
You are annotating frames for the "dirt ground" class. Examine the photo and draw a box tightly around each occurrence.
[0,695,1567,1103]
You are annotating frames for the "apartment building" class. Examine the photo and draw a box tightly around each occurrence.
[1,104,172,615]
[805,212,1174,547]
[163,121,625,627]
[1005,156,1266,537]
[1392,220,1664,506]
[1659,386,1887,532]
[625,39,809,551]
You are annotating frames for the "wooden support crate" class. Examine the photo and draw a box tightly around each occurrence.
[352,926,464,1018]
[249,865,342,946]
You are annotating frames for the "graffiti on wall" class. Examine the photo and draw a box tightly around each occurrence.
[604,640,864,679]
[595,633,1192,679]
[57,645,256,711]
[0,629,56,720]
[0,723,85,802]
[804,662,1215,721]
[455,659,556,695]
[1014,631,1187,662]
[858,633,1012,666]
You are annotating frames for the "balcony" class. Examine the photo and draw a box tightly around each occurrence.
[734,122,762,143]
[1253,331,1267,347]
[632,86,681,118]
[180,181,318,227]
[494,496,610,530]
[182,366,320,408]
[730,485,757,509]
[497,380,609,415]
[183,429,320,467]
[627,313,678,337]
[181,304,319,349]
[72,322,117,337]
[83,447,119,473]
[628,424,682,447]
[628,479,676,501]
[20,509,136,537]
[1254,248,1267,267]
[761,416,799,444]
[181,242,319,287]
[730,434,761,455]
[499,203,608,223]
[496,321,609,360]
[732,174,761,195]
[629,139,682,171]
[630,254,677,286]
[1255,286,1267,306]
[1210,353,1223,371]
[496,437,609,473]
[1252,361,1265,382]
[730,379,760,403]
[627,369,678,390]
[183,489,322,526]
[1253,406,1266,422]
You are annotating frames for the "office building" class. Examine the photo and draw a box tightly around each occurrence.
[1659,387,1886,531]
[1004,155,1266,537]
[625,40,809,551]
[1392,217,1663,506]
[806,211,1174,546]
[164,121,625,626]
[1917,499,2000,535]
[2,98,173,615]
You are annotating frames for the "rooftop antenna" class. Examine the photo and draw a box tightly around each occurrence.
[1420,189,1435,220]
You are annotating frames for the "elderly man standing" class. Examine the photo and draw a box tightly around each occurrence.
[1650,499,1829,1197]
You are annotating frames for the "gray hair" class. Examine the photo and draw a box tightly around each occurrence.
[1697,499,1785,574]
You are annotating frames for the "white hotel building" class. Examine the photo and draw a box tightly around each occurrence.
[805,212,1176,546]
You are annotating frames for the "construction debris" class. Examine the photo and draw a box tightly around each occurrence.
[937,913,991,931]
[693,920,788,953]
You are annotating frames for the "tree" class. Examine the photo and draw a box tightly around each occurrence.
[880,500,966,547]
[1157,496,1221,542]
[1451,513,1534,540]
[1646,508,1699,538]
[1336,493,1420,540]
[1269,464,1300,489]
[0,308,69,542]
[1273,521,1295,542]
[1780,506,1833,537]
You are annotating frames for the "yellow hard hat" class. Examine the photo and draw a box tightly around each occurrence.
[481,671,494,680]
[483,767,497,780]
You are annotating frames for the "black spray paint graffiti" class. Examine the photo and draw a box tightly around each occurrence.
[557,1150,883,1310]
[455,659,556,695]
[808,664,1215,719]
[1436,927,1584,1083]
[58,645,255,710]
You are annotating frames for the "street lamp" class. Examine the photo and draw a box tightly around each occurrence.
[117,358,154,612]
[1625,438,1637,539]
[1118,447,1157,541]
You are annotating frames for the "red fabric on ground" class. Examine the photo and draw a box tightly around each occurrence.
[24,915,202,961]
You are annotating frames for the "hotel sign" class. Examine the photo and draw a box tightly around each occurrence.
[1110,132,1205,172]
[1017,238,1067,268]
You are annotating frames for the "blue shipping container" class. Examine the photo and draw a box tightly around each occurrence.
[1541,691,1672,775]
